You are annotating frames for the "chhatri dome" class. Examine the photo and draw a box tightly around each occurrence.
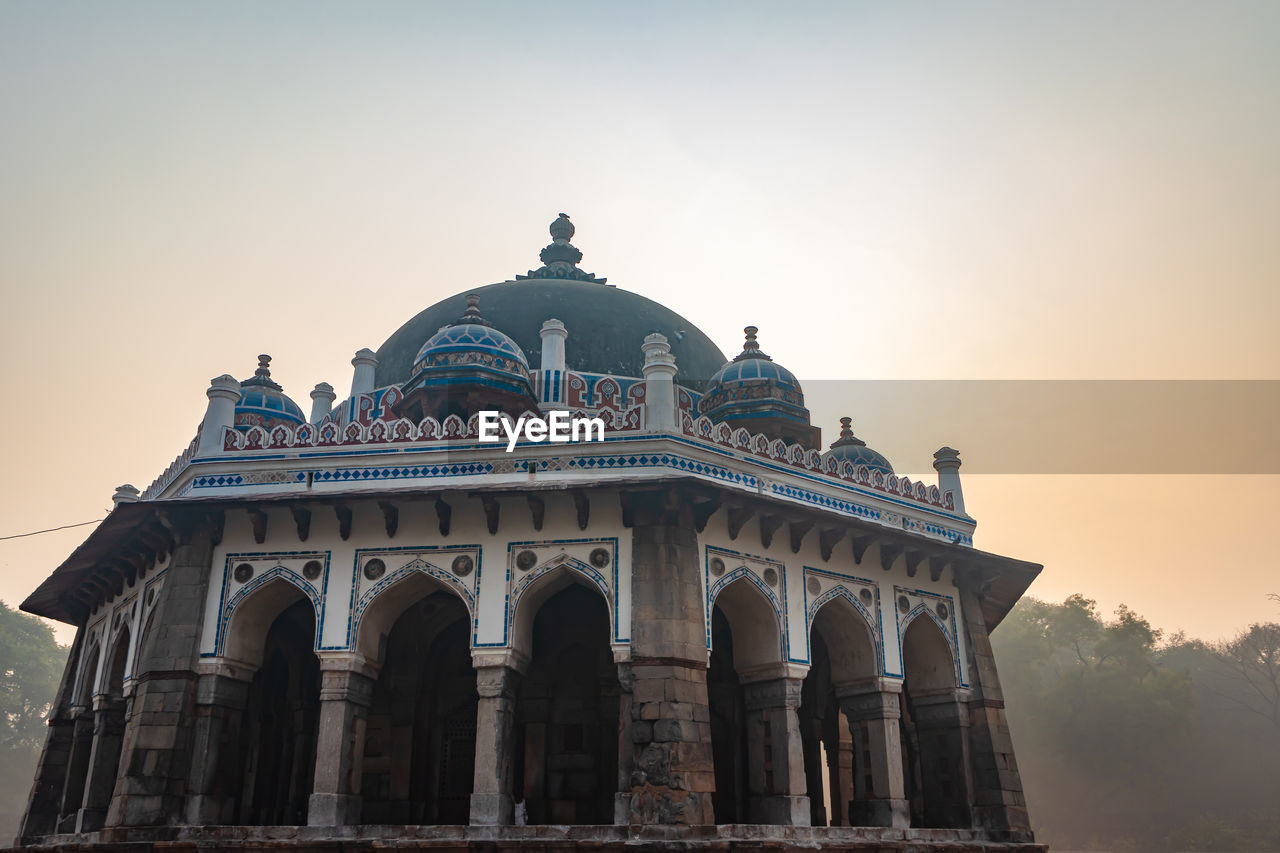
[17,213,1041,851]
[699,326,819,448]
[233,354,306,429]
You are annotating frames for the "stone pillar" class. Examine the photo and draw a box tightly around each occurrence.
[196,375,241,456]
[742,677,810,825]
[350,348,378,398]
[933,447,967,515]
[641,333,678,431]
[626,487,715,825]
[957,580,1034,840]
[20,627,86,839]
[308,659,376,826]
[470,659,522,826]
[55,710,94,833]
[614,662,636,825]
[75,698,127,831]
[831,713,855,826]
[309,382,336,424]
[912,690,975,829]
[837,681,909,828]
[106,518,216,828]
[185,672,250,825]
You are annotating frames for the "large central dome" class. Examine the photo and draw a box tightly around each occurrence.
[374,216,727,386]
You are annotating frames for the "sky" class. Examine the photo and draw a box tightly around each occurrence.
[1,0,1277,643]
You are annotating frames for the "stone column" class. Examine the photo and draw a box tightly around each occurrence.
[185,672,250,825]
[470,658,522,826]
[831,712,855,826]
[956,579,1034,839]
[614,662,636,825]
[912,690,975,828]
[626,487,715,825]
[56,709,94,833]
[742,676,810,825]
[837,681,909,828]
[20,627,86,839]
[107,517,216,828]
[75,697,127,831]
[308,658,377,826]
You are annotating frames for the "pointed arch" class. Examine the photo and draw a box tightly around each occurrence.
[510,555,613,658]
[221,573,318,668]
[76,640,102,706]
[103,624,131,699]
[901,610,959,693]
[810,590,880,685]
[354,567,473,663]
[709,572,785,674]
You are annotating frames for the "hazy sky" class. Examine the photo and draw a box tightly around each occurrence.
[2,1,1277,642]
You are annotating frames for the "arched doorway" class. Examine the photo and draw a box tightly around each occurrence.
[513,583,617,825]
[57,642,100,831]
[800,594,878,827]
[707,576,802,824]
[361,590,477,824]
[238,597,320,825]
[78,627,131,830]
[900,615,971,828]
[708,604,747,823]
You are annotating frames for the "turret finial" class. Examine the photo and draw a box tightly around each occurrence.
[732,325,773,362]
[452,293,492,328]
[830,416,867,449]
[242,354,282,391]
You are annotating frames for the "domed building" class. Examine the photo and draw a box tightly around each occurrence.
[17,216,1042,851]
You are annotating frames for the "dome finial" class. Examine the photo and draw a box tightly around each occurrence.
[550,213,574,241]
[242,354,283,391]
[516,214,608,284]
[452,293,492,328]
[732,325,773,362]
[830,416,867,448]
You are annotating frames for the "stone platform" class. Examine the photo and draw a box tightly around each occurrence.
[11,825,1044,852]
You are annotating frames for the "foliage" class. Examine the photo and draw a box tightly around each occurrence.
[994,595,1280,853]
[0,600,67,842]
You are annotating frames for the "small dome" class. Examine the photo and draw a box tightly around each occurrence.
[824,417,894,475]
[708,356,800,388]
[701,326,807,422]
[410,294,530,381]
[235,355,305,429]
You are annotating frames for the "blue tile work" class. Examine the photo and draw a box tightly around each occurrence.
[313,462,494,483]
[569,453,756,487]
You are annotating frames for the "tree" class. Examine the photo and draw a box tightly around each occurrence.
[1215,622,1280,733]
[0,601,68,841]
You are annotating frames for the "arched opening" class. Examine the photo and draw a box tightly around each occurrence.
[900,615,968,828]
[57,642,100,829]
[360,590,477,824]
[237,596,321,825]
[800,596,878,827]
[77,627,131,830]
[512,583,617,825]
[707,577,785,824]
